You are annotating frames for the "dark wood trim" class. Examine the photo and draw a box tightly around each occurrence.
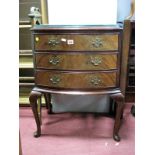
[31,25,122,31]
[32,31,121,35]
[120,20,131,96]
[33,87,121,95]
[126,20,135,94]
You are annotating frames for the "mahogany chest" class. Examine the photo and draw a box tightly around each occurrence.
[29,25,127,141]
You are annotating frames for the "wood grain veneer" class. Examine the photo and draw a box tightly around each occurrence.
[35,70,117,89]
[34,34,118,51]
[35,53,118,70]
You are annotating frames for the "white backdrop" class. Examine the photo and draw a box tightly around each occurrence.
[48,0,117,25]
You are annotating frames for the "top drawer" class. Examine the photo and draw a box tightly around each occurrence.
[34,34,119,51]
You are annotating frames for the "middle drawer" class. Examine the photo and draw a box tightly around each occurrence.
[35,53,118,70]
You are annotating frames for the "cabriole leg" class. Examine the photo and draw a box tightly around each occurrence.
[43,93,49,109]
[110,93,124,141]
[29,90,42,137]
[44,93,53,114]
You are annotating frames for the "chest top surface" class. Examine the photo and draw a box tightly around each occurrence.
[31,25,122,30]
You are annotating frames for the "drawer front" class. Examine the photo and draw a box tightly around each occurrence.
[35,53,117,70]
[35,70,117,89]
[34,34,118,51]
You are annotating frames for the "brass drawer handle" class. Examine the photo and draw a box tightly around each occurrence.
[49,56,60,65]
[91,37,103,48]
[50,76,61,84]
[90,56,102,66]
[90,76,102,86]
[48,39,60,47]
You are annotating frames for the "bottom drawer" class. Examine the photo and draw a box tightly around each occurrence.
[35,70,117,89]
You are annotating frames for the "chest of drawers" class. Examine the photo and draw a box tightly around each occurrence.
[29,25,128,141]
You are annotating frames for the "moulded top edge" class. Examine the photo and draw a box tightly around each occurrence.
[31,24,123,31]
